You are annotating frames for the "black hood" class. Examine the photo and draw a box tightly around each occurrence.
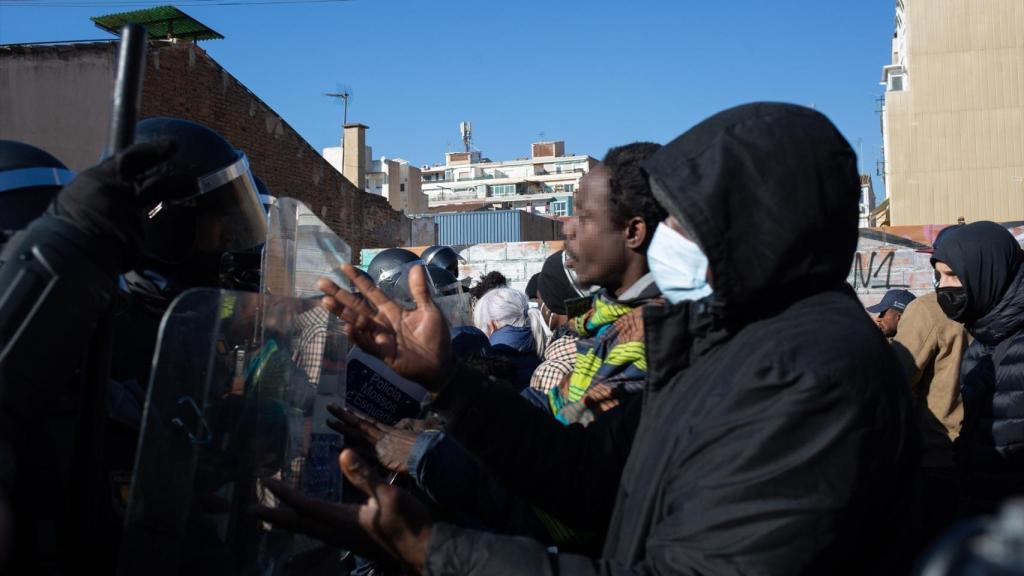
[641,103,860,320]
[932,221,1024,342]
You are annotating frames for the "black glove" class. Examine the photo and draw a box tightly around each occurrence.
[49,139,196,271]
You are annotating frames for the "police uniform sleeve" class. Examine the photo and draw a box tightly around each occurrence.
[0,215,120,413]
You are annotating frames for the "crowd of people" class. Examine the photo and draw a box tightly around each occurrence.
[1,101,1022,575]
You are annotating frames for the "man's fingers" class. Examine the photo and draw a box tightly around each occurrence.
[323,274,381,321]
[318,282,389,353]
[407,264,435,309]
[341,264,396,309]
[252,505,332,540]
[319,277,342,298]
[335,408,385,442]
[326,416,382,444]
[340,449,386,500]
[329,404,388,429]
[261,479,358,528]
[261,477,302,504]
[393,418,419,432]
[324,422,379,463]
[345,324,384,359]
[322,295,344,316]
[339,264,374,294]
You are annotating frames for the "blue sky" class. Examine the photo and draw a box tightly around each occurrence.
[1,0,894,195]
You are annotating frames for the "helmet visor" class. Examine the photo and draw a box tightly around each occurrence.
[150,153,267,254]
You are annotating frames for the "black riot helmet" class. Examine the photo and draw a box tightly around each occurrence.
[0,140,74,231]
[367,248,420,286]
[420,245,463,278]
[352,266,373,284]
[388,263,461,306]
[134,118,266,288]
[423,264,460,295]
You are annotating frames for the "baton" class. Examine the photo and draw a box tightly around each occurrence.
[82,21,148,569]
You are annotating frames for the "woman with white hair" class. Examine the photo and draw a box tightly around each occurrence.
[473,286,548,389]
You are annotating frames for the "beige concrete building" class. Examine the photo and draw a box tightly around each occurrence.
[322,124,428,214]
[880,0,1024,225]
[378,158,427,214]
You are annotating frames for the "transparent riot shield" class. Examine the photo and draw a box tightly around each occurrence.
[433,279,473,329]
[381,261,474,329]
[261,197,354,389]
[119,288,349,575]
[262,197,352,299]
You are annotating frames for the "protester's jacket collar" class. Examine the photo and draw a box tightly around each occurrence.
[971,264,1024,345]
[576,273,662,336]
[932,221,1024,344]
[489,324,535,354]
[641,297,725,389]
[616,273,660,303]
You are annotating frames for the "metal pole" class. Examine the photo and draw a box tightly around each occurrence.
[106,23,147,156]
[83,21,147,569]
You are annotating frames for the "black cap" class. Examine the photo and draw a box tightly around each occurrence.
[537,250,578,316]
[866,289,916,314]
[525,273,539,300]
[450,326,491,359]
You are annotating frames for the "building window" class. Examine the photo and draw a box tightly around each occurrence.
[551,200,568,216]
[491,184,516,197]
[884,65,907,92]
[400,183,405,192]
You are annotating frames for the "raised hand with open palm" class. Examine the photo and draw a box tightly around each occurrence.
[318,264,453,391]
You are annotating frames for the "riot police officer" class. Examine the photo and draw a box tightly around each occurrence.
[104,119,267,568]
[419,245,464,279]
[0,140,74,244]
[366,247,420,291]
[0,137,185,574]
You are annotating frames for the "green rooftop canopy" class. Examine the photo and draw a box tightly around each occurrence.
[91,5,224,42]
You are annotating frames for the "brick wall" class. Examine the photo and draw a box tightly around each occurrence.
[0,41,409,259]
[140,42,409,257]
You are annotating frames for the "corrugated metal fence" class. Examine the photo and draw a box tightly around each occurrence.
[431,210,562,245]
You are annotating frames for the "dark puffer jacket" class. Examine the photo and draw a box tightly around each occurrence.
[934,221,1024,513]
[425,103,919,575]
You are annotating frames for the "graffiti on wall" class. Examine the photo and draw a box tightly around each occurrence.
[850,251,910,291]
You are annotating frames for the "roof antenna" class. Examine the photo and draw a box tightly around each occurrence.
[325,83,353,125]
[460,121,473,153]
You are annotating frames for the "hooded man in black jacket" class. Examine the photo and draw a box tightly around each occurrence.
[259,102,919,575]
[931,221,1024,516]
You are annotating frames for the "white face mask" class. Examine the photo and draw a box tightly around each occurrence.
[647,222,713,304]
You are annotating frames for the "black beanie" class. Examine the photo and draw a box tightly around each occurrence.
[525,273,539,299]
[537,250,578,316]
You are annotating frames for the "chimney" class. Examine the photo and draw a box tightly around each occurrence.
[343,123,369,190]
[531,140,564,158]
